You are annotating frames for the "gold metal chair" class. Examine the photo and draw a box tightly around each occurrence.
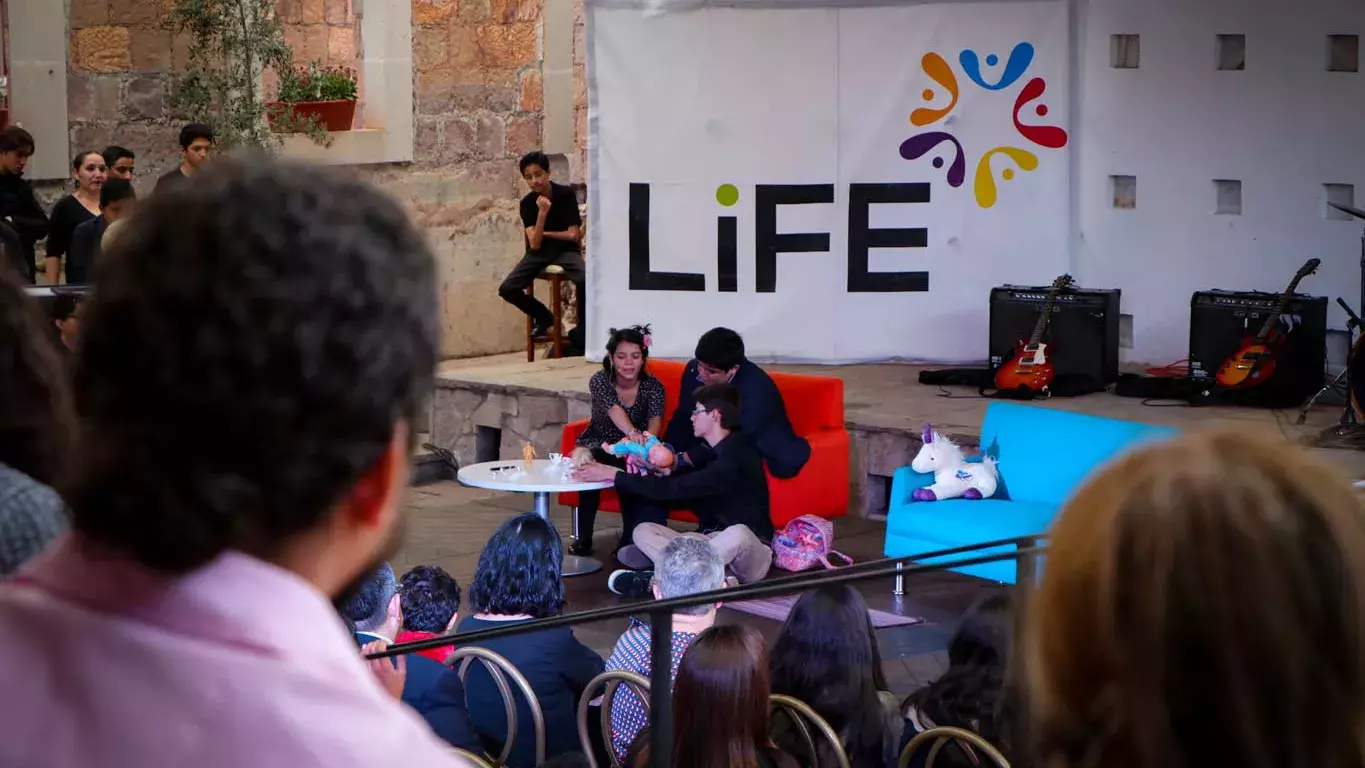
[447,646,548,766]
[769,694,852,768]
[576,670,651,768]
[450,747,497,767]
[899,725,1011,768]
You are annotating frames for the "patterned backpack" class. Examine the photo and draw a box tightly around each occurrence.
[772,515,853,572]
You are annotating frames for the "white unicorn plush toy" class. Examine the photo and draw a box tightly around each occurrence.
[910,423,1000,502]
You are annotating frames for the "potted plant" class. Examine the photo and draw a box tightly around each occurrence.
[268,62,359,133]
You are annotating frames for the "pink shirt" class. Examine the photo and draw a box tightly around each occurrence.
[0,536,474,767]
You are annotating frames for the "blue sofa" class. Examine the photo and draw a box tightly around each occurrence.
[884,402,1176,584]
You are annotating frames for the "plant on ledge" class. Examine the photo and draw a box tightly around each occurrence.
[268,62,360,137]
[165,0,332,150]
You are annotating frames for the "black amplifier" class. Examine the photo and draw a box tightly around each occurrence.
[1189,290,1327,408]
[989,284,1122,385]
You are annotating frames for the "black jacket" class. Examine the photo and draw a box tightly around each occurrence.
[354,631,479,751]
[0,172,48,281]
[615,432,774,541]
[662,359,811,479]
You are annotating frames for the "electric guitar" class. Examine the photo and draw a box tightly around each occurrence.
[994,274,1075,395]
[1215,257,1321,389]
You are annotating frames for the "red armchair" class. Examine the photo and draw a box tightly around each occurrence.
[557,359,849,527]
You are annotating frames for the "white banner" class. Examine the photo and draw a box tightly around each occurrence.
[587,0,1072,363]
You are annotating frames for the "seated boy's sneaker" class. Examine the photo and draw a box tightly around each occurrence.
[608,569,654,598]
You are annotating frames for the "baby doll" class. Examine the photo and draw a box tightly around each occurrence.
[603,432,676,470]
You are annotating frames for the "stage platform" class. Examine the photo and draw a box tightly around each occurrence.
[429,354,1365,517]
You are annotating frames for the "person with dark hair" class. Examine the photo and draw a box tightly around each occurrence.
[576,382,774,597]
[567,324,666,556]
[0,158,481,765]
[65,178,136,285]
[624,624,800,768]
[498,150,584,353]
[771,585,902,768]
[43,151,107,284]
[663,327,809,478]
[901,593,1017,768]
[0,268,70,576]
[396,564,463,664]
[340,563,478,750]
[49,294,82,353]
[458,513,605,766]
[102,146,136,181]
[0,127,47,282]
[154,122,214,194]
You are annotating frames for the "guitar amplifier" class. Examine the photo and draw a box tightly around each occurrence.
[988,284,1122,385]
[1189,290,1327,408]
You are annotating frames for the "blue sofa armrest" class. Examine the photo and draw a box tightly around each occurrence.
[889,465,934,508]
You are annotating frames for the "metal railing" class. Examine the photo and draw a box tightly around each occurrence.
[367,533,1045,768]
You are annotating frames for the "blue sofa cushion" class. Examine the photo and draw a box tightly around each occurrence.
[886,498,1054,546]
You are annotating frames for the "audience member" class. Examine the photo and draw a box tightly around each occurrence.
[625,624,800,768]
[1028,430,1365,768]
[663,327,809,479]
[569,324,666,556]
[0,268,70,577]
[397,563,463,664]
[498,150,584,353]
[102,146,136,181]
[0,127,46,282]
[603,536,725,759]
[458,513,605,766]
[340,563,478,749]
[65,177,135,285]
[154,123,214,194]
[43,151,106,284]
[0,158,478,765]
[901,593,1017,768]
[49,295,81,354]
[578,383,773,597]
[771,584,902,768]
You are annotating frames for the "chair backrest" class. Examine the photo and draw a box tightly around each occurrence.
[898,725,1011,768]
[451,747,498,767]
[769,694,851,768]
[648,359,688,420]
[577,670,652,768]
[979,402,1176,504]
[448,646,548,766]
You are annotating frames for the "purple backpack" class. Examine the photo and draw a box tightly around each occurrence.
[772,515,854,572]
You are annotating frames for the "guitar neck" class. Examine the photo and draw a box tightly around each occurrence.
[1028,291,1060,345]
[1254,278,1304,341]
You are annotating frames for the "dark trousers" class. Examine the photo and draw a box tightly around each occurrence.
[573,448,627,545]
[614,489,676,547]
[498,248,585,330]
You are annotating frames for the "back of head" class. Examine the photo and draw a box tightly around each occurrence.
[339,563,397,632]
[66,158,438,574]
[674,624,774,768]
[655,535,724,614]
[99,178,134,210]
[1027,430,1365,768]
[399,564,462,633]
[0,268,71,485]
[467,513,565,618]
[694,327,745,371]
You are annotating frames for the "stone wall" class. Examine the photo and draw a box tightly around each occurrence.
[56,0,591,360]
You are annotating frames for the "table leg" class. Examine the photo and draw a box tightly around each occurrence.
[531,492,602,577]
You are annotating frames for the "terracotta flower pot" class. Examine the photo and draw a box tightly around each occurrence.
[267,99,356,132]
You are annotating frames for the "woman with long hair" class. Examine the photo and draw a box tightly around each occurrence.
[628,624,799,768]
[0,267,72,575]
[569,324,665,556]
[457,513,604,766]
[902,593,1018,767]
[1028,430,1365,768]
[771,584,902,767]
[44,151,106,284]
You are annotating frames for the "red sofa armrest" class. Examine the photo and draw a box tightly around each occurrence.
[768,428,850,527]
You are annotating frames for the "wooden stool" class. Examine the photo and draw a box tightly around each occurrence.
[525,264,565,361]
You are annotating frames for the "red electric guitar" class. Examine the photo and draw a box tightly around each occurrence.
[1215,258,1320,389]
[994,274,1074,395]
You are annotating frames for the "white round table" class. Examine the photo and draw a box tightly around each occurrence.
[457,459,614,577]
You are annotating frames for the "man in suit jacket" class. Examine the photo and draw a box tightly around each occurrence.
[340,563,479,751]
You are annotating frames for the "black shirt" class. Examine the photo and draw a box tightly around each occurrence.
[66,215,106,285]
[615,431,774,541]
[0,173,47,281]
[45,195,97,263]
[154,167,188,195]
[577,370,667,448]
[519,181,582,256]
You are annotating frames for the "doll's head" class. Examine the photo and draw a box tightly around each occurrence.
[647,442,676,469]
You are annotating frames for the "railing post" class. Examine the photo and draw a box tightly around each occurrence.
[1016,536,1039,593]
[648,608,673,768]
[894,561,905,596]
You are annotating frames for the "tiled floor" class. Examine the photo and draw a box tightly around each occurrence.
[395,481,1001,698]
